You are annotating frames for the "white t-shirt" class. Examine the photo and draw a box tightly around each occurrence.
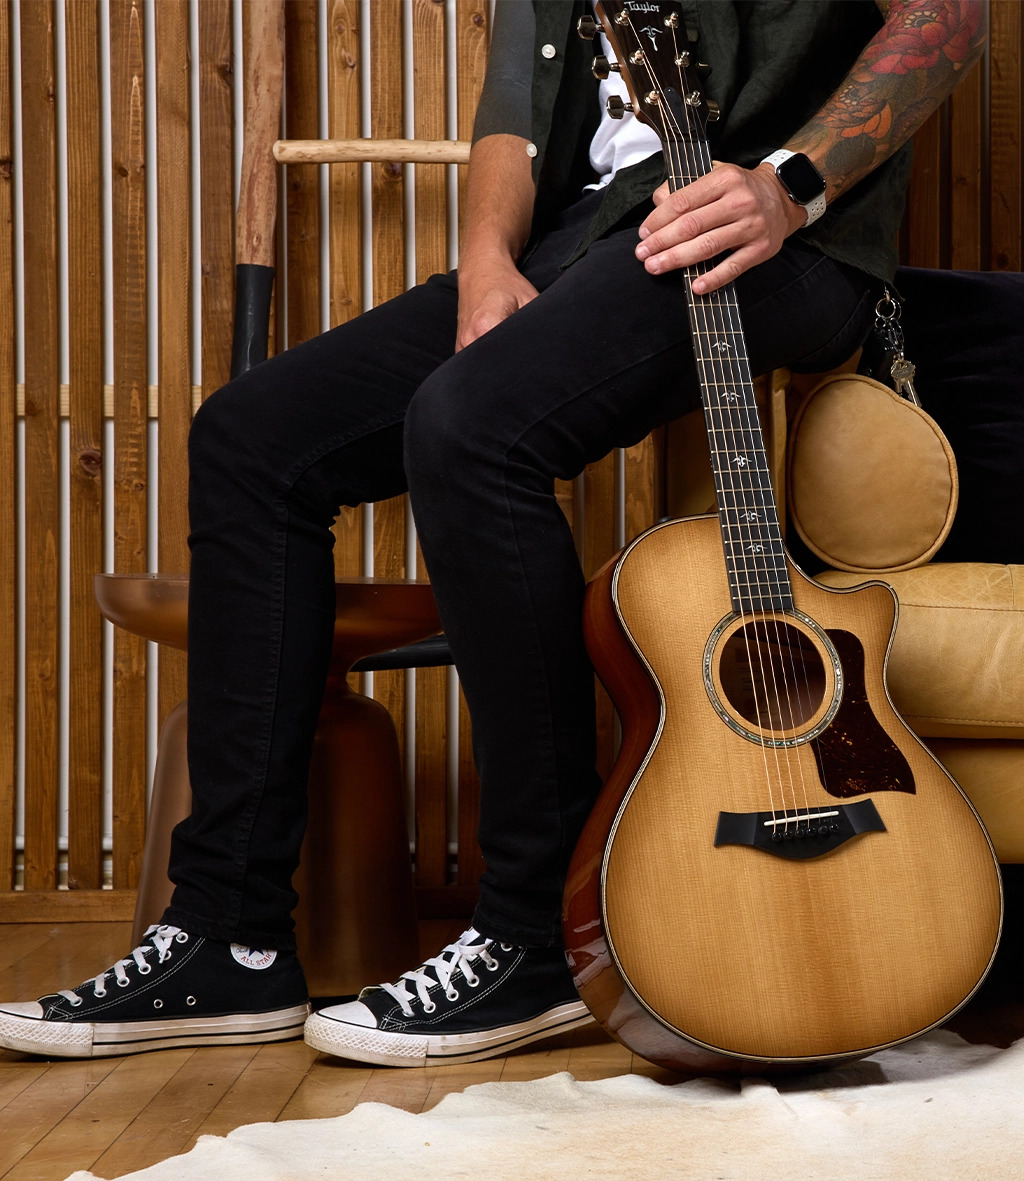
[587,23,661,187]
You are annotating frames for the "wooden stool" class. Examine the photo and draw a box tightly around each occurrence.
[94,572,442,997]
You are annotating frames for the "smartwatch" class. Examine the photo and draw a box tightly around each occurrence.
[761,149,827,226]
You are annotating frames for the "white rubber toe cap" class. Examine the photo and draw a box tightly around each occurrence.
[0,1002,44,1020]
[314,999,378,1028]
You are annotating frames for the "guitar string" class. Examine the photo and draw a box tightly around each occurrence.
[623,11,785,824]
[668,50,819,830]
[654,14,797,827]
[672,71,813,831]
[654,13,820,828]
[624,7,816,827]
[620,6,820,831]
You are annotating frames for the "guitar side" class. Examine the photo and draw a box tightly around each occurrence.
[563,515,1003,1071]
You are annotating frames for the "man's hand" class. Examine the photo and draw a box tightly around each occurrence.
[635,162,806,294]
[456,253,539,351]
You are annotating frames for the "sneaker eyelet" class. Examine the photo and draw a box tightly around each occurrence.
[186,996,197,1006]
[117,978,130,988]
[485,959,500,972]
[137,963,152,975]
[445,988,459,1002]
[159,952,171,964]
[94,988,107,998]
[70,996,83,1007]
[153,999,164,1009]
[175,932,189,943]
[465,974,480,988]
[499,943,513,952]
[422,1001,436,1014]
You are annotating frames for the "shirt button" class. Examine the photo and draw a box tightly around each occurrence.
[541,43,557,59]
[526,143,538,158]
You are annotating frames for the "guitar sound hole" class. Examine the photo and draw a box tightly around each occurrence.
[718,620,826,733]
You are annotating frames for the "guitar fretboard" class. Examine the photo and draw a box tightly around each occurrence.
[601,1,794,617]
[681,264,794,616]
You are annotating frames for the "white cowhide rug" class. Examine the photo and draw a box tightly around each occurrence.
[65,1029,1024,1181]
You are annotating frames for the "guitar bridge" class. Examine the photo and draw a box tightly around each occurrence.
[714,799,886,860]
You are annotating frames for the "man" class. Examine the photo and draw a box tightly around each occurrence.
[0,0,985,1066]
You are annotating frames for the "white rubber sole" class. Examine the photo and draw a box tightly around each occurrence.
[304,1000,594,1067]
[0,1002,311,1058]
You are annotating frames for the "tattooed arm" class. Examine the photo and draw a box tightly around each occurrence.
[786,0,987,202]
[635,0,987,293]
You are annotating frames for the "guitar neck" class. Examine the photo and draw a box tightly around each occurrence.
[670,182,793,615]
[594,0,793,614]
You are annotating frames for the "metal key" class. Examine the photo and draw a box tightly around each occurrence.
[890,355,921,406]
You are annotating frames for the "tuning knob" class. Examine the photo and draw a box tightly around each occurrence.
[577,14,599,40]
[705,98,721,123]
[606,95,632,119]
[591,54,621,80]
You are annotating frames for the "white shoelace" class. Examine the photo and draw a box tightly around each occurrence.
[373,929,505,1016]
[58,923,185,1004]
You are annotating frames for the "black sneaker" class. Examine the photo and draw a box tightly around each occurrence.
[0,924,310,1058]
[303,927,593,1067]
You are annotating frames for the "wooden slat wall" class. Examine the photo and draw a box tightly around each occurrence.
[153,0,191,722]
[20,0,61,893]
[0,0,1020,921]
[0,0,17,893]
[109,0,148,892]
[65,0,105,890]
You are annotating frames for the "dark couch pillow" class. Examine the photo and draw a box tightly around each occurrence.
[893,266,1024,564]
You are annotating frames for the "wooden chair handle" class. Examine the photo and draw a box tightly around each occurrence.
[236,0,285,269]
[273,138,471,165]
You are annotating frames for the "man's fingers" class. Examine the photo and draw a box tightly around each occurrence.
[455,280,539,351]
[640,164,732,237]
[690,244,764,294]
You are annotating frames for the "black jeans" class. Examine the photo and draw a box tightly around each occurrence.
[163,189,877,951]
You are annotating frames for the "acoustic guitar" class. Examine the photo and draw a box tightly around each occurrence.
[563,0,1003,1072]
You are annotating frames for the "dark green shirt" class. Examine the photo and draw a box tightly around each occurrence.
[473,0,912,281]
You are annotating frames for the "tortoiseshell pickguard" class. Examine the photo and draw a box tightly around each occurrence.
[813,629,915,797]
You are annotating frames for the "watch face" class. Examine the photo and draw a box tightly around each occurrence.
[778,153,826,204]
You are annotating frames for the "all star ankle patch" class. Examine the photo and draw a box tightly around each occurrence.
[230,944,277,970]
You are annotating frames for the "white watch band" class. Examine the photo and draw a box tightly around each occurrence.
[761,149,827,227]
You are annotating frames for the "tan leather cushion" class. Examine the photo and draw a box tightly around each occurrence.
[788,375,958,573]
[817,564,1024,738]
[925,739,1024,863]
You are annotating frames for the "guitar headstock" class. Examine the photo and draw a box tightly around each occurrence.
[581,1,718,156]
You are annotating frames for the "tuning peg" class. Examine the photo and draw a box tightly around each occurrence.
[696,62,712,77]
[591,54,621,80]
[606,95,632,120]
[577,14,599,40]
[705,99,721,123]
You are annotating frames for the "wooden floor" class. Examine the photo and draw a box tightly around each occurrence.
[0,909,1021,1181]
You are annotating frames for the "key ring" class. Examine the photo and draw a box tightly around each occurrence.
[874,289,900,324]
[874,287,906,356]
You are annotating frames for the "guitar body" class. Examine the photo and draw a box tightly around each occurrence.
[564,515,1002,1071]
